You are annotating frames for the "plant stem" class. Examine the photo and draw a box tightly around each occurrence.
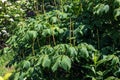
[42,0,45,13]
[54,0,57,9]
[70,18,72,45]
[35,0,38,12]
[97,29,100,49]
[32,38,35,55]
[60,0,63,12]
[37,38,40,48]
[22,50,24,58]
[52,23,56,46]
[49,36,50,44]
[113,43,115,52]
[52,34,56,46]
[72,22,75,46]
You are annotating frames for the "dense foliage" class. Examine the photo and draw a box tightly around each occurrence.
[0,0,120,80]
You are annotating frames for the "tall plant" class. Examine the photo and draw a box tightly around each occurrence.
[1,0,120,80]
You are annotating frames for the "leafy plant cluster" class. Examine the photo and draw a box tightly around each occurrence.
[0,0,26,49]
[0,0,120,80]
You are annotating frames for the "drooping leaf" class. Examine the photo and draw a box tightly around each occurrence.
[103,5,109,13]
[51,62,59,72]
[52,55,61,72]
[80,47,89,58]
[111,56,119,65]
[50,17,58,23]
[60,55,71,71]
[114,0,120,6]
[12,72,20,80]
[42,55,51,68]
[42,29,51,37]
[94,4,109,15]
[97,71,103,76]
[23,61,30,70]
[36,55,44,66]
[67,46,77,57]
[86,45,96,52]
[114,8,120,21]
[96,59,107,67]
[25,30,38,40]
[92,53,99,64]
[105,76,119,80]
[19,72,26,80]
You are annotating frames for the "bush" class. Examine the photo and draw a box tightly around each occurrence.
[0,0,120,80]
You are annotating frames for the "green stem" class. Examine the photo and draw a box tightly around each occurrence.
[52,23,56,46]
[3,2,6,13]
[70,18,72,45]
[54,0,57,9]
[97,29,100,49]
[32,38,35,55]
[113,43,115,52]
[60,0,63,12]
[22,50,24,58]
[49,36,50,44]
[72,22,75,46]
[52,33,56,46]
[42,0,45,13]
[34,0,38,12]
[37,38,40,48]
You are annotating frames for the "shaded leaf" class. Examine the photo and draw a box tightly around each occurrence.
[60,55,71,71]
[23,61,30,70]
[42,55,51,68]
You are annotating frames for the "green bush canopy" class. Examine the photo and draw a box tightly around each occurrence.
[0,0,120,80]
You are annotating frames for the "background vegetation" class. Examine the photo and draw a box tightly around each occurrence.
[0,0,120,80]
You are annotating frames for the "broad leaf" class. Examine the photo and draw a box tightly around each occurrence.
[52,55,61,72]
[42,55,51,68]
[60,55,71,71]
[23,61,30,70]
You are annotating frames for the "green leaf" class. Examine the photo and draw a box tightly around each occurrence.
[92,77,96,80]
[52,55,61,72]
[59,12,68,19]
[25,30,38,40]
[42,55,51,68]
[105,76,119,80]
[87,45,96,51]
[114,8,120,21]
[94,4,109,15]
[23,61,30,70]
[97,71,103,76]
[35,23,43,31]
[114,68,120,77]
[80,47,89,58]
[114,0,120,6]
[111,56,119,65]
[36,55,44,66]
[26,68,34,77]
[106,55,114,61]
[19,72,26,80]
[50,17,58,23]
[12,72,20,80]
[96,59,107,67]
[42,29,51,37]
[60,55,71,71]
[92,53,99,64]
[103,5,109,13]
[52,62,59,72]
[67,46,77,57]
